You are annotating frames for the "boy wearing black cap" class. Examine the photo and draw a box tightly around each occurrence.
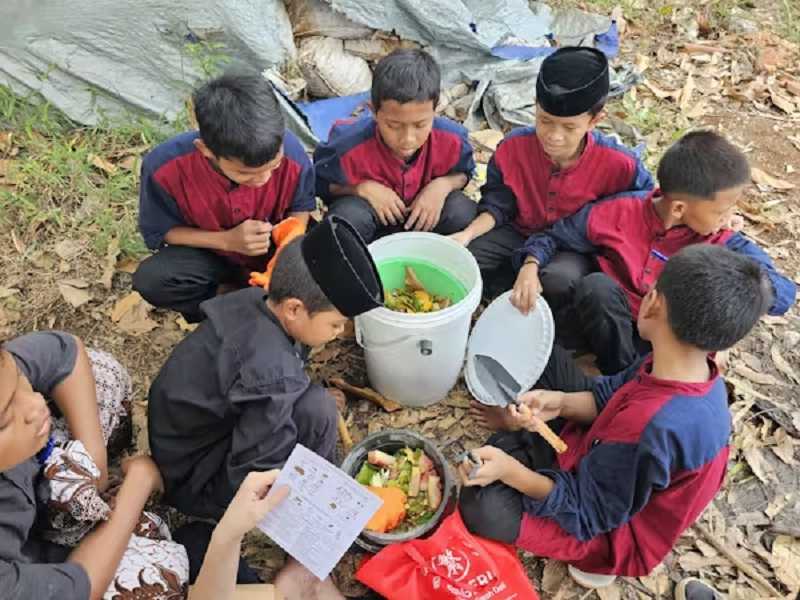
[451,47,654,308]
[314,49,477,243]
[147,217,382,595]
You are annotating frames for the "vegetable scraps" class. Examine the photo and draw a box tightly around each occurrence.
[357,447,443,533]
[384,266,453,314]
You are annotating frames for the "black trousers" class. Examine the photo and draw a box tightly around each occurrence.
[467,224,595,323]
[132,245,249,323]
[459,345,595,543]
[325,190,477,244]
[574,272,651,375]
[173,521,261,585]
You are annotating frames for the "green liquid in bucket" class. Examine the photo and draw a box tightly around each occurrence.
[377,257,468,305]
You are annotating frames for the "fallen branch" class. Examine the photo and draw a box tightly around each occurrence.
[770,525,800,539]
[337,413,354,451]
[693,523,782,597]
[329,378,403,413]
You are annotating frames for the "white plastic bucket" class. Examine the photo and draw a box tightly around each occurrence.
[355,232,482,407]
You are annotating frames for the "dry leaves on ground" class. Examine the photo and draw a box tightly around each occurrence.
[58,279,92,308]
[110,292,158,335]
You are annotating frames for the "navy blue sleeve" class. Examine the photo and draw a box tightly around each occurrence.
[725,233,797,315]
[512,203,597,270]
[629,156,655,193]
[139,156,186,250]
[477,154,517,227]
[313,126,349,203]
[591,357,645,412]
[451,130,476,178]
[523,439,671,541]
[285,135,316,213]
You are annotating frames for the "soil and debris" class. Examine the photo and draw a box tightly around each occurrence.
[1,1,799,598]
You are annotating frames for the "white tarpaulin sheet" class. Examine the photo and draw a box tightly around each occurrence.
[0,0,296,124]
[1,0,631,137]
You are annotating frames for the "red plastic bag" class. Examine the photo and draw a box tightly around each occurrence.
[356,510,540,600]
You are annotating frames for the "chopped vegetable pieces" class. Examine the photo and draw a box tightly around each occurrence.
[384,265,453,314]
[365,486,407,533]
[358,445,444,533]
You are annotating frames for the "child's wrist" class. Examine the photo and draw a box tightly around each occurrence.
[212,519,245,547]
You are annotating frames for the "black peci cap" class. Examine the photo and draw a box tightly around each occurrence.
[536,46,610,117]
[301,216,384,318]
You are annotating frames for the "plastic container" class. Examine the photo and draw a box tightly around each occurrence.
[355,232,482,407]
[465,291,555,407]
[339,429,455,553]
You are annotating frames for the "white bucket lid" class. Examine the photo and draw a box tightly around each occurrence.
[465,291,555,407]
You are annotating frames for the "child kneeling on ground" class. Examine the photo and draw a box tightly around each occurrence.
[459,245,773,583]
[510,130,795,374]
[149,216,383,593]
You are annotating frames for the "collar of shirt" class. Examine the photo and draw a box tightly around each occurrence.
[198,152,240,192]
[373,126,425,170]
[537,131,596,175]
[635,355,720,396]
[643,194,668,236]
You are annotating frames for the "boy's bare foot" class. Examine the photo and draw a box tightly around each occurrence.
[468,400,518,432]
[275,558,345,600]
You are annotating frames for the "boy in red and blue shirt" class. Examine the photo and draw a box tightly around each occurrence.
[134,71,315,322]
[511,131,796,374]
[459,244,774,580]
[451,47,653,306]
[314,49,476,243]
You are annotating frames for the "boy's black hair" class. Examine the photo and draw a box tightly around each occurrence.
[657,131,750,199]
[656,245,771,352]
[371,49,441,111]
[269,237,334,315]
[193,69,285,167]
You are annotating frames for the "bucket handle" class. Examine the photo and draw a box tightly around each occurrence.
[355,322,433,356]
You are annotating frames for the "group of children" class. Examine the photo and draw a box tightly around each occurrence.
[0,44,796,600]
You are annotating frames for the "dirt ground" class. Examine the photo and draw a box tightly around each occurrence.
[1,1,800,598]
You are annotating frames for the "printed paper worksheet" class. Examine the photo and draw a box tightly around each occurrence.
[259,444,382,580]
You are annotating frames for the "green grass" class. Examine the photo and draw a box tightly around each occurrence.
[779,0,800,44]
[0,86,190,259]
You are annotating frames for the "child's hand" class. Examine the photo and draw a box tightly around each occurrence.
[356,181,407,226]
[406,179,450,232]
[449,230,473,247]
[459,446,516,487]
[506,402,538,432]
[510,262,542,315]
[121,455,164,495]
[217,471,289,542]
[519,390,565,423]
[224,219,273,256]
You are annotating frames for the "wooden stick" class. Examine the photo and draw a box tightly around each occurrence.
[337,413,353,451]
[329,378,403,413]
[771,525,800,539]
[693,523,782,597]
[535,420,568,454]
